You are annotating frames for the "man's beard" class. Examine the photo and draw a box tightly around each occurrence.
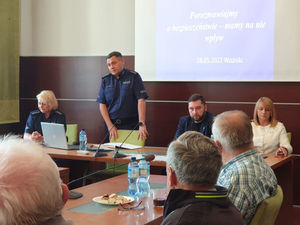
[193,112,206,123]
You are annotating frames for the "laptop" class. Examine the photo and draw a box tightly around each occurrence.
[41,122,75,150]
[41,122,100,151]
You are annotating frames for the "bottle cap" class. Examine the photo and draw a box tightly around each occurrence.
[131,157,136,161]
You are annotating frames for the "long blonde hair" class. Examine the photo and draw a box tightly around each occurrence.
[253,97,278,127]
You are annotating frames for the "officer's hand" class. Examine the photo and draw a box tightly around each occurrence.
[109,126,118,141]
[138,126,148,140]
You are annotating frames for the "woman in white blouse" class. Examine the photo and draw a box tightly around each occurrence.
[252,97,292,156]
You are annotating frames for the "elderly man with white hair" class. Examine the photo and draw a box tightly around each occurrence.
[0,136,72,225]
[212,110,277,225]
[162,131,244,225]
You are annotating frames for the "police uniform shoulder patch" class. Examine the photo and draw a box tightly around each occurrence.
[128,70,138,75]
[102,74,111,79]
[31,110,41,115]
[54,110,63,115]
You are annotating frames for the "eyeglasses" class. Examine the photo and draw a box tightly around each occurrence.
[117,200,145,211]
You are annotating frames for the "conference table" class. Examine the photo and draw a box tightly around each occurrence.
[47,146,294,225]
[46,145,167,167]
[63,174,167,225]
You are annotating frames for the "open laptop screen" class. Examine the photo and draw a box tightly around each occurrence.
[41,122,68,149]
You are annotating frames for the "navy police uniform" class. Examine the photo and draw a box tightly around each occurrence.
[24,109,66,135]
[174,112,214,140]
[96,69,148,131]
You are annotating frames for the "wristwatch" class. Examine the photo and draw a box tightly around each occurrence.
[139,122,146,127]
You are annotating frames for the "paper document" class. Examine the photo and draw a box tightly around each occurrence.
[153,155,167,162]
[102,142,143,150]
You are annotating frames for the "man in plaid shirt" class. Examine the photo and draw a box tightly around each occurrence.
[212,110,277,225]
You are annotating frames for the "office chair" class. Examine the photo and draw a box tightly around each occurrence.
[66,124,78,145]
[110,129,145,147]
[108,129,145,174]
[250,185,283,225]
[287,132,292,143]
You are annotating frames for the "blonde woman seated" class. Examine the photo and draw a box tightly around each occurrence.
[252,97,292,156]
[24,90,66,143]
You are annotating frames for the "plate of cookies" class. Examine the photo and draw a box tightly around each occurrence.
[93,193,134,205]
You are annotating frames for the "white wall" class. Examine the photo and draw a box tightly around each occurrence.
[20,0,135,56]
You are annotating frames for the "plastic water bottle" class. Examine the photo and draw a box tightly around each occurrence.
[137,157,150,197]
[79,129,87,151]
[128,157,139,197]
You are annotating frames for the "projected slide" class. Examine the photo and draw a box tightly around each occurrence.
[155,0,275,81]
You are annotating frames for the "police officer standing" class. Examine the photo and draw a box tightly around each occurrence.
[96,51,148,142]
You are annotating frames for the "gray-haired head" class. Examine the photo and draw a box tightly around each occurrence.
[167,131,222,187]
[212,110,253,153]
[0,136,64,225]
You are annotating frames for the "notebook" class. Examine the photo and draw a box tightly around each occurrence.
[41,122,73,150]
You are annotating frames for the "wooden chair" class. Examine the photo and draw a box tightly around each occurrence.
[250,185,283,225]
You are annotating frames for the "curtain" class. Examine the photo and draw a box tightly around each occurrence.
[0,0,19,124]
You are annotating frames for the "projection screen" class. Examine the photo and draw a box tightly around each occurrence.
[135,0,300,81]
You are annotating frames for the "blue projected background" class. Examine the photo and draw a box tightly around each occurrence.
[156,0,275,81]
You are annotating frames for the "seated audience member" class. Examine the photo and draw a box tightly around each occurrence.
[0,136,72,225]
[252,97,292,156]
[162,131,245,225]
[174,94,214,140]
[24,90,66,143]
[212,110,277,225]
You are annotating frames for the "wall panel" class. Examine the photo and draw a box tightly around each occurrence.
[19,57,300,148]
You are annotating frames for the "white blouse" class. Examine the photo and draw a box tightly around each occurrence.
[251,121,293,154]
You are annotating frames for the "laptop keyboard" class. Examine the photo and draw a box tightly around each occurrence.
[67,145,79,150]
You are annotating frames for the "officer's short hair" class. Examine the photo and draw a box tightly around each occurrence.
[106,51,123,60]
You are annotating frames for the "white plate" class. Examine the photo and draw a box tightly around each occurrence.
[92,195,134,205]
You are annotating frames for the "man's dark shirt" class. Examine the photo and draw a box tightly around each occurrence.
[174,111,214,140]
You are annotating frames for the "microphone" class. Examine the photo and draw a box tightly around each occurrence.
[70,120,121,199]
[67,154,155,199]
[113,122,143,158]
[94,119,121,157]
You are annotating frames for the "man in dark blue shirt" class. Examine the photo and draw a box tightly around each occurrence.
[96,51,148,142]
[174,94,214,140]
